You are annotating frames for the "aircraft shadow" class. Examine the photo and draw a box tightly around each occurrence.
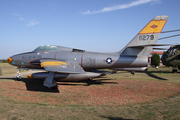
[0,77,118,92]
[127,70,170,80]
[100,116,137,120]
[56,79,118,86]
[21,78,60,93]
[144,70,169,80]
[0,77,59,93]
[122,70,168,81]
[146,73,167,80]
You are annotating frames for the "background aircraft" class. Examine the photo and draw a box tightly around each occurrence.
[161,45,180,72]
[7,15,168,88]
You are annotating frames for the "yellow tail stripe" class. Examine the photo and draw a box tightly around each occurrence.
[138,20,167,34]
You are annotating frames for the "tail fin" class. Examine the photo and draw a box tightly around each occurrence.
[120,15,169,56]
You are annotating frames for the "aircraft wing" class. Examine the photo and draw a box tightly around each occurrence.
[40,59,85,74]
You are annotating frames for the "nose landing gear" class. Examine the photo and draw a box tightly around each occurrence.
[16,69,21,81]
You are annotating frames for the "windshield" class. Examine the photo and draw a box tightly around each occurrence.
[166,48,176,56]
[33,45,57,51]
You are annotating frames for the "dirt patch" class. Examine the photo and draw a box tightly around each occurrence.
[0,78,180,106]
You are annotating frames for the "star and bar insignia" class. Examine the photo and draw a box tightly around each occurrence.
[104,57,114,64]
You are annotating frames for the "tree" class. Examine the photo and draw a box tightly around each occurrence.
[2,60,8,63]
[151,53,160,67]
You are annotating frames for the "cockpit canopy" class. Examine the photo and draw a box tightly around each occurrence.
[33,45,58,51]
[33,45,85,52]
[166,48,176,56]
[166,45,180,56]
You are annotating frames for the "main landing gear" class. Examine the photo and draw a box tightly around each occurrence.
[172,66,178,73]
[43,72,57,89]
[172,69,178,73]
[131,71,135,75]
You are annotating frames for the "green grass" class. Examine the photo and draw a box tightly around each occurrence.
[113,67,180,84]
[0,63,17,76]
[1,96,180,120]
[0,63,28,77]
[0,63,180,119]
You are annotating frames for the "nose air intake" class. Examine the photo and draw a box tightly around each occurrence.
[7,57,13,64]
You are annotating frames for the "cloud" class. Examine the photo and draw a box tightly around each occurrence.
[151,0,161,5]
[12,12,39,26]
[19,17,25,20]
[13,13,21,16]
[82,0,161,15]
[27,21,39,26]
[51,4,57,9]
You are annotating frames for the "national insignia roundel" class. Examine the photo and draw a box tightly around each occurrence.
[106,57,112,64]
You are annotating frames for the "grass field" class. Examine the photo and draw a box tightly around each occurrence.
[0,63,180,120]
[0,63,17,76]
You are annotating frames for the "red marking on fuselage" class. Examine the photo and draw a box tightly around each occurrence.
[29,60,33,63]
[54,52,57,59]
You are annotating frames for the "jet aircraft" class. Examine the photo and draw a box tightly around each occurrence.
[161,45,180,72]
[7,16,169,88]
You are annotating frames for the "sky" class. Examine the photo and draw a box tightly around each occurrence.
[1,0,180,59]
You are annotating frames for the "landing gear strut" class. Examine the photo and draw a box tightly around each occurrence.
[43,72,57,89]
[87,78,93,81]
[16,69,21,81]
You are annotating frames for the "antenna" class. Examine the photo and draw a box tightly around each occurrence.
[158,29,180,40]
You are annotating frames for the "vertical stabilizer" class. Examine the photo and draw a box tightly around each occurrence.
[120,16,168,56]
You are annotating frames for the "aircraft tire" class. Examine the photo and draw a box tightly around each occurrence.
[87,78,93,81]
[47,86,57,90]
[172,69,178,73]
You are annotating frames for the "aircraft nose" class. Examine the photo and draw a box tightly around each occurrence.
[161,53,168,59]
[7,57,13,64]
[161,53,168,65]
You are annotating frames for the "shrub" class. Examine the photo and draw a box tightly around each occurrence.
[151,53,160,67]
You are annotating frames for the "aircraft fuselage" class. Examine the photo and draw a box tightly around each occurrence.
[9,49,147,71]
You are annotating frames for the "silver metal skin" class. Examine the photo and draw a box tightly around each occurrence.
[7,16,169,88]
